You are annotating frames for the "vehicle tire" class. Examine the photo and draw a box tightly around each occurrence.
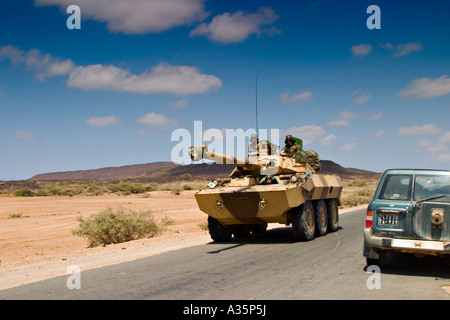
[233,225,252,238]
[326,199,339,232]
[366,250,386,267]
[251,223,268,235]
[314,200,328,237]
[208,216,232,242]
[292,201,315,241]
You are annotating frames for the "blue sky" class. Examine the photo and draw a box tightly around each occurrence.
[1,0,450,180]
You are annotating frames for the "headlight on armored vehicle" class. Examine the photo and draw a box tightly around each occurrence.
[259,199,267,209]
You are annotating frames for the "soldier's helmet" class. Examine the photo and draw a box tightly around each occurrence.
[285,135,294,144]
[250,133,258,141]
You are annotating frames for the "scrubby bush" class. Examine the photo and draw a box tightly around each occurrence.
[339,190,374,209]
[13,188,35,197]
[106,183,155,195]
[86,185,106,196]
[8,214,23,218]
[197,221,208,231]
[146,182,159,191]
[38,182,85,196]
[353,179,368,187]
[72,207,174,247]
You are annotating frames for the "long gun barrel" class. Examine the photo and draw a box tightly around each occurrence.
[188,144,317,177]
[188,144,294,176]
[189,145,250,166]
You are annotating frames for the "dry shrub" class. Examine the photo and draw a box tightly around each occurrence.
[197,221,209,231]
[340,188,375,208]
[13,188,35,197]
[72,207,174,247]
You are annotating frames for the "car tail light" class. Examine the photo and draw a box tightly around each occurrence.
[365,211,373,227]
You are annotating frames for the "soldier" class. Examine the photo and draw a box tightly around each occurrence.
[280,135,302,158]
[248,133,259,154]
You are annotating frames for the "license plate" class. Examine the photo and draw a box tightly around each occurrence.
[378,214,399,226]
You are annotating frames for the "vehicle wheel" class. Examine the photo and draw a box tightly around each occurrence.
[292,201,315,241]
[251,223,268,235]
[233,225,251,238]
[366,250,386,267]
[208,216,232,242]
[326,199,339,232]
[314,200,328,237]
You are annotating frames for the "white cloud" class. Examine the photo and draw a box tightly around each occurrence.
[352,92,371,104]
[341,143,357,151]
[0,45,74,81]
[281,125,326,146]
[438,131,450,144]
[137,112,178,128]
[394,42,423,57]
[85,115,122,128]
[0,45,24,64]
[320,134,337,146]
[168,99,189,109]
[279,91,313,104]
[417,139,433,148]
[397,75,450,99]
[371,130,385,138]
[14,130,36,141]
[190,7,280,43]
[328,119,349,127]
[369,112,384,121]
[351,44,372,57]
[397,124,442,136]
[328,111,358,127]
[67,63,222,96]
[426,144,447,153]
[381,42,423,57]
[35,0,208,34]
[380,43,394,49]
[2,45,221,96]
[338,111,358,120]
[417,136,449,154]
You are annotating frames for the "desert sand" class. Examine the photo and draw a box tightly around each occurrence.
[0,191,211,289]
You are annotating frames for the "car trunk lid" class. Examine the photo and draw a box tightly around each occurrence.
[372,201,412,238]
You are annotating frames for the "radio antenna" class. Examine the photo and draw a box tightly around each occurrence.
[255,76,259,137]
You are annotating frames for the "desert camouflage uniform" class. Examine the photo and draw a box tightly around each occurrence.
[281,143,301,157]
[248,143,259,153]
[248,133,259,154]
[305,149,321,172]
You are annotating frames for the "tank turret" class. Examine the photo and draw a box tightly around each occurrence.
[188,143,316,177]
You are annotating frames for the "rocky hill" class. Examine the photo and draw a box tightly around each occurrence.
[29,160,381,182]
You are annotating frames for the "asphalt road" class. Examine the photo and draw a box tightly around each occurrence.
[1,208,449,300]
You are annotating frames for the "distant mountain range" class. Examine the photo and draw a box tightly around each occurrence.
[29,160,381,182]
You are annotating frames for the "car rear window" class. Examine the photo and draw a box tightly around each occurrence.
[413,174,450,201]
[378,174,412,201]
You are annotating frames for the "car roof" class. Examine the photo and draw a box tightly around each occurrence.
[384,169,450,175]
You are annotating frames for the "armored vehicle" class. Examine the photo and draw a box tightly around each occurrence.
[189,142,343,242]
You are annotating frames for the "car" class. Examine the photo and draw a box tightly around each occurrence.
[363,169,450,266]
